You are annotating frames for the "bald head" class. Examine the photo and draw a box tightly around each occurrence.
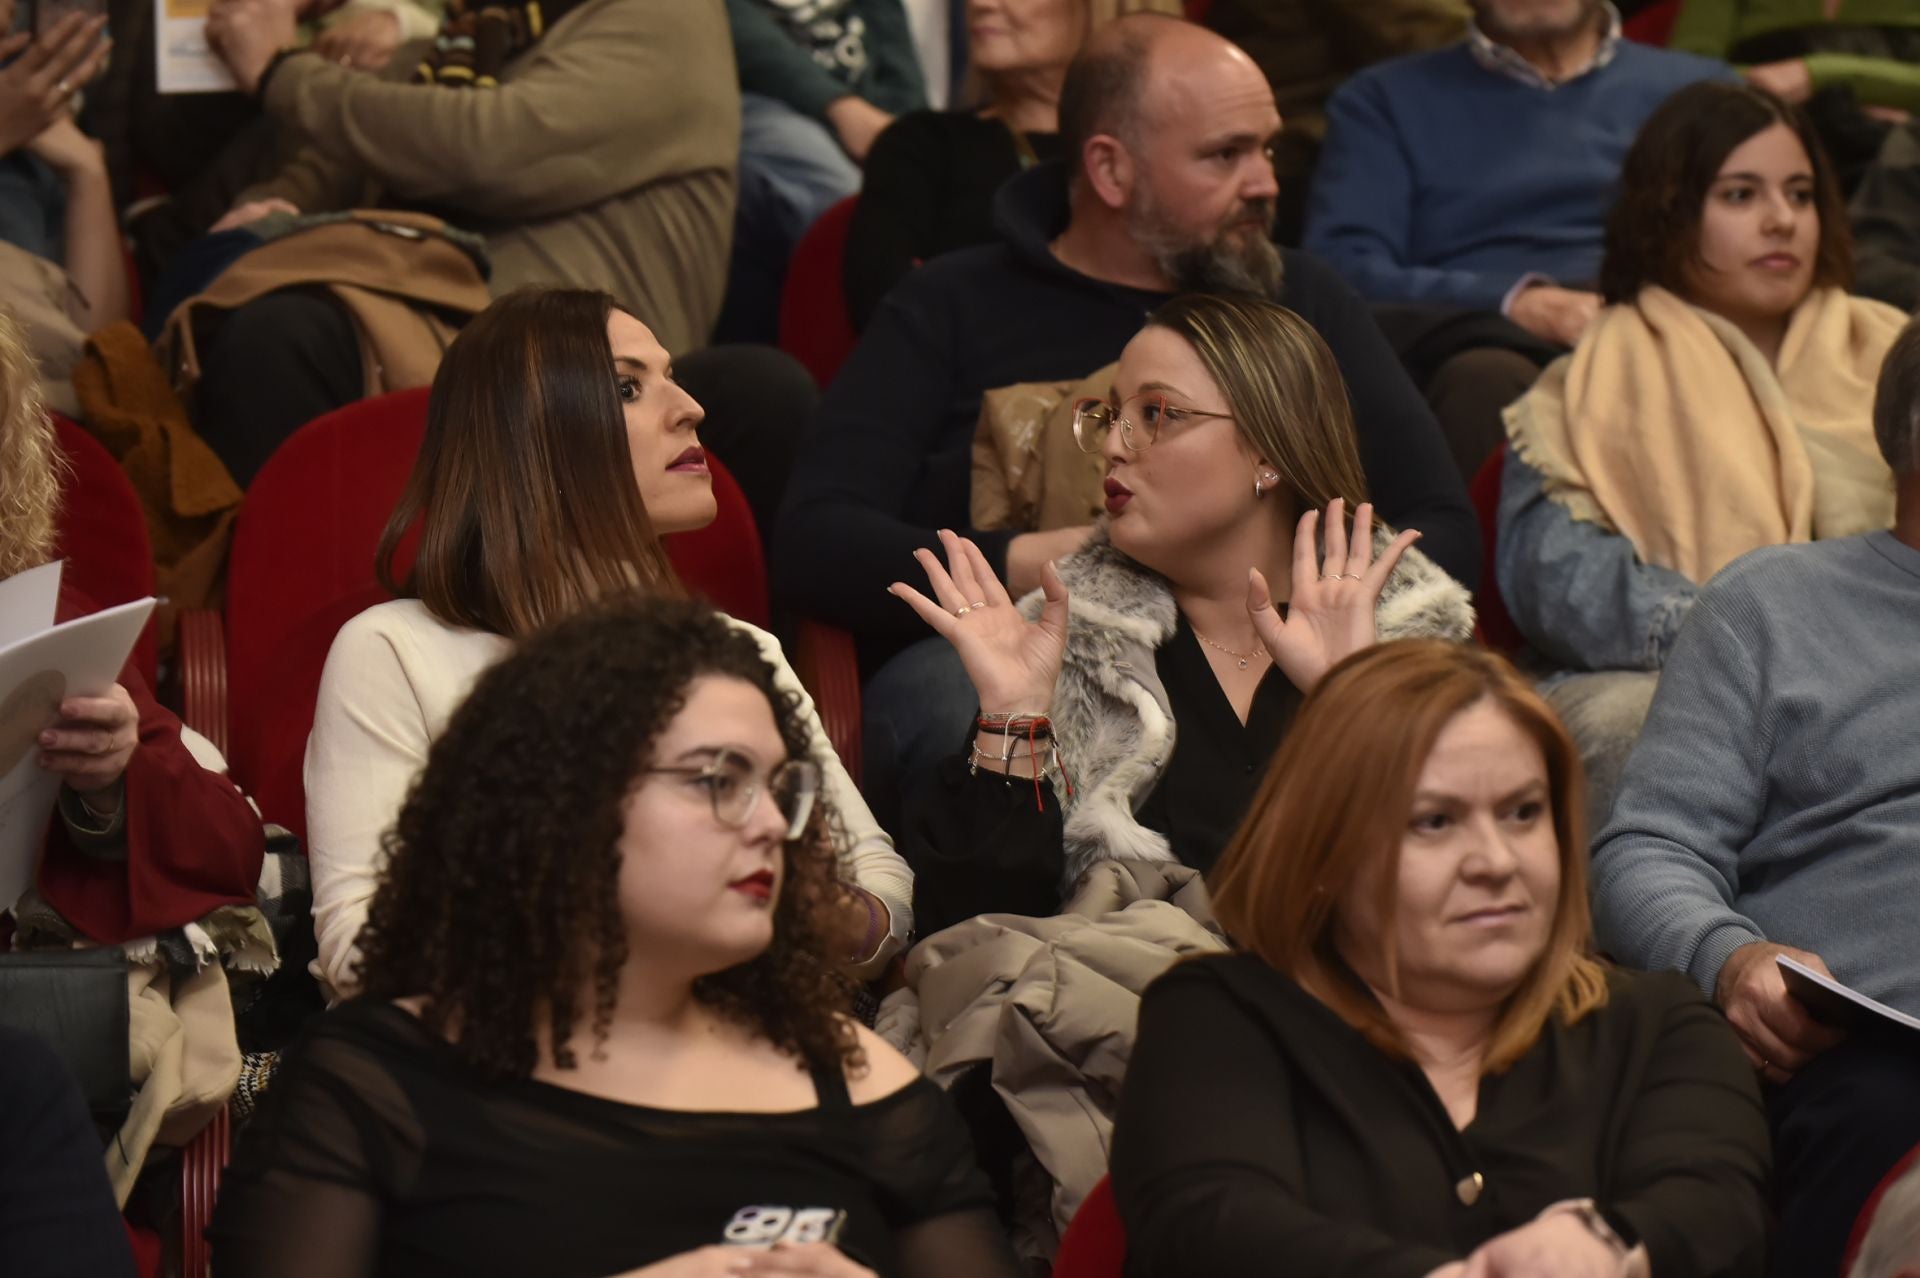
[1059,14,1266,180]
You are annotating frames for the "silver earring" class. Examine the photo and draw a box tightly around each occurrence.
[1253,474,1263,498]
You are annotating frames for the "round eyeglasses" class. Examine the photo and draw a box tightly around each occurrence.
[643,748,821,840]
[1070,392,1235,454]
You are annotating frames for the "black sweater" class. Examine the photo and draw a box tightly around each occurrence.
[1111,955,1770,1278]
[843,111,1063,330]
[773,162,1480,656]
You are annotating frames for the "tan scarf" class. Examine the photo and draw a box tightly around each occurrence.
[1504,285,1902,584]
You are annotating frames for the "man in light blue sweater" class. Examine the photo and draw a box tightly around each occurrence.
[1592,317,1920,1278]
[1303,0,1730,477]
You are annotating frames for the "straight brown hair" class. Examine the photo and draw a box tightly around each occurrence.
[1145,293,1369,513]
[377,288,682,638]
[1210,639,1608,1072]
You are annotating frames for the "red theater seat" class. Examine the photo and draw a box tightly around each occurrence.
[778,196,860,389]
[1053,1175,1127,1278]
[50,415,158,688]
[1469,441,1524,654]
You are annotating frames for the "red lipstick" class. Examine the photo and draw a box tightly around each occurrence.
[1103,476,1133,515]
[729,869,774,902]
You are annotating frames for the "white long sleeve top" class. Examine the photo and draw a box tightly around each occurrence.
[302,598,913,1000]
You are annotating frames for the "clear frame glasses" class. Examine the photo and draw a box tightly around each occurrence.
[1070,392,1235,454]
[644,748,821,840]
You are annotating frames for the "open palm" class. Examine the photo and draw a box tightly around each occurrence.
[1249,499,1420,693]
[889,529,1068,716]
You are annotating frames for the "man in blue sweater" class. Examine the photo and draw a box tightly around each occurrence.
[1591,317,1920,1278]
[1304,0,1729,477]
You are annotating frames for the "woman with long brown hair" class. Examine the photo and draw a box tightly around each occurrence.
[303,288,912,1001]
[891,293,1475,934]
[1110,639,1770,1276]
[215,602,1019,1278]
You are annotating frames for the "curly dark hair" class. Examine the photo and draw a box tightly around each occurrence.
[1600,80,1852,305]
[353,598,862,1080]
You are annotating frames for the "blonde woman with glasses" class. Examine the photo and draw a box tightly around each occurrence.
[888,292,1475,934]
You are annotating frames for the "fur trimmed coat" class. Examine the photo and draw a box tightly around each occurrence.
[1019,525,1475,890]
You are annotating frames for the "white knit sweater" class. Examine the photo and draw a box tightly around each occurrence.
[302,598,913,1000]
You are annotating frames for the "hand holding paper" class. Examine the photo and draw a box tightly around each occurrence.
[38,682,137,797]
[1715,941,1848,1081]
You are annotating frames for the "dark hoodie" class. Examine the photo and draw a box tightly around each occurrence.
[773,162,1479,654]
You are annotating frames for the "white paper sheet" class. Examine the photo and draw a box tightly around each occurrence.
[0,560,62,650]
[0,596,156,909]
[155,0,238,94]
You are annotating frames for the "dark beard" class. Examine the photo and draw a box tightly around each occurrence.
[1133,197,1285,298]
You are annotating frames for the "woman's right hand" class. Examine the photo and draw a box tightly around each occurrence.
[888,528,1068,716]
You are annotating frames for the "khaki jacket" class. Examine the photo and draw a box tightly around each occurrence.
[970,362,1114,533]
[877,861,1228,1258]
[244,0,738,354]
[156,210,492,404]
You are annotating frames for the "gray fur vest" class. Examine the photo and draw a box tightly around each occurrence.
[1017,527,1476,890]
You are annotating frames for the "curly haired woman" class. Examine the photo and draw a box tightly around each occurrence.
[211,601,1019,1278]
[302,287,913,1002]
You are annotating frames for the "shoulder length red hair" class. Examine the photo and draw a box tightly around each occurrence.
[1209,639,1608,1072]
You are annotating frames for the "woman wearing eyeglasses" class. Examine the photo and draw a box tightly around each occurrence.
[302,287,914,1003]
[214,602,1022,1278]
[890,293,1476,934]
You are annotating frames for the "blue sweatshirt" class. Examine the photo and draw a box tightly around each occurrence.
[1305,41,1731,311]
[1591,531,1920,1015]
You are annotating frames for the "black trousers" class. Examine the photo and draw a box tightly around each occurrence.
[1768,1034,1920,1277]
[193,289,816,538]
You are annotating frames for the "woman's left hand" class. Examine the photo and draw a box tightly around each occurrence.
[204,0,300,93]
[736,1242,878,1277]
[1247,499,1420,693]
[38,685,138,797]
[1460,1214,1627,1278]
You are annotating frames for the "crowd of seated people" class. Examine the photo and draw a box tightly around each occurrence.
[1,1,1917,1275]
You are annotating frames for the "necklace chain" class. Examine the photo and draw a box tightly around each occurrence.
[1191,627,1269,671]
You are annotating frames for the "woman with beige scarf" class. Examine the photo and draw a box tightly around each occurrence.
[1495,80,1904,826]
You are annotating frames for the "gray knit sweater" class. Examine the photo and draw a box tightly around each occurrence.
[1592,530,1920,1016]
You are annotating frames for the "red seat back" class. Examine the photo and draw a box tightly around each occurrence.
[223,390,768,838]
[1622,0,1679,45]
[51,415,158,688]
[1052,1175,1127,1278]
[778,197,860,390]
[1469,441,1524,654]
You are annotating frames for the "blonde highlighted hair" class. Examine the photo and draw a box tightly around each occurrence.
[1210,639,1609,1073]
[1145,292,1369,515]
[0,308,61,581]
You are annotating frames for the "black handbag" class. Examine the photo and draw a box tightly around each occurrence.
[0,948,131,1121]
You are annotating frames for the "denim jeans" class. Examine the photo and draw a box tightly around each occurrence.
[861,635,978,838]
[716,91,862,344]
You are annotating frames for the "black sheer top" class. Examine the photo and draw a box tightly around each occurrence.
[209,1001,1017,1278]
[903,617,1301,934]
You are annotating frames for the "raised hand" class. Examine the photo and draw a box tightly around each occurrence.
[0,12,110,155]
[1247,499,1420,693]
[888,528,1068,716]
